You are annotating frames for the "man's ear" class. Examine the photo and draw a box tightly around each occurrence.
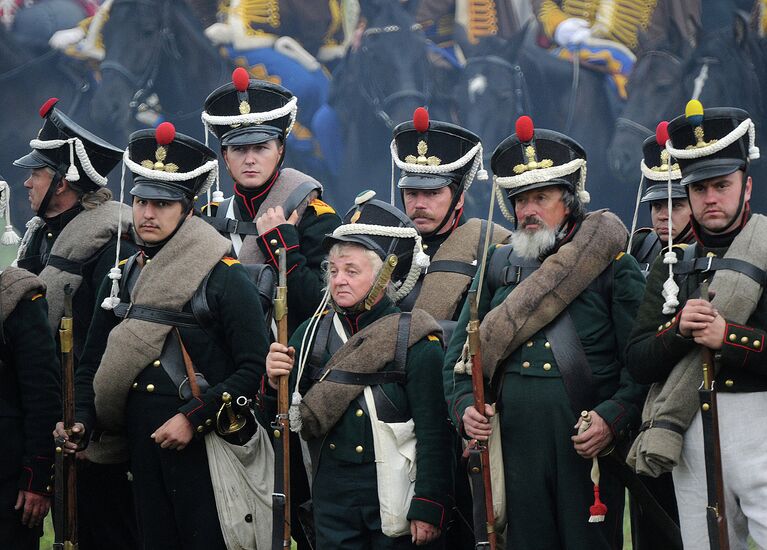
[454,191,465,211]
[56,177,70,194]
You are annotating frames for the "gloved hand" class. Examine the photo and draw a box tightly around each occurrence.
[554,17,592,46]
[49,27,85,50]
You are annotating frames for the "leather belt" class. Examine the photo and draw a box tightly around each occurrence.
[306,365,406,386]
[113,303,199,328]
[674,256,767,286]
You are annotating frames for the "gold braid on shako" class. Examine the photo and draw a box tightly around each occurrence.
[492,116,589,223]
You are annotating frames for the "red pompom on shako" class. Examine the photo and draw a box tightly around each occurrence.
[232,67,250,93]
[413,107,429,133]
[515,115,534,143]
[655,120,670,147]
[39,97,59,118]
[155,122,176,146]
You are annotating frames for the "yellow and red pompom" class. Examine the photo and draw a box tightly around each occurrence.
[655,121,670,147]
[413,107,429,133]
[155,121,176,145]
[39,97,59,118]
[515,115,534,143]
[685,99,704,127]
[232,67,250,93]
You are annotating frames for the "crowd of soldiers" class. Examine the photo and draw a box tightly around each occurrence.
[2,3,767,550]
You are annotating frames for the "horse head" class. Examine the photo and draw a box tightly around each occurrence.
[90,0,228,144]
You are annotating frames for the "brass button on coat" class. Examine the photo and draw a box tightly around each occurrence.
[522,361,530,369]
[725,379,734,387]
[153,360,161,367]
[741,336,749,344]
[270,239,278,246]
[754,340,762,349]
[355,409,364,417]
[355,445,364,454]
[146,384,155,392]
[729,333,737,342]
[543,363,552,371]
[544,341,551,349]
[526,341,534,347]
[329,443,336,450]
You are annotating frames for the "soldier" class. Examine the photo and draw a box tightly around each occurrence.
[202,69,341,334]
[265,196,452,549]
[12,97,138,549]
[392,109,510,548]
[55,123,272,549]
[625,101,767,548]
[629,123,693,278]
[444,116,647,549]
[0,179,60,549]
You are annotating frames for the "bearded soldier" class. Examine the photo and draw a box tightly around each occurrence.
[0,182,60,549]
[629,124,693,278]
[55,123,271,549]
[202,69,341,334]
[392,108,509,548]
[444,116,647,549]
[13,98,138,549]
[626,101,767,548]
[265,196,452,549]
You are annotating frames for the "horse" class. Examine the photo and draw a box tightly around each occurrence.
[89,0,230,147]
[609,14,767,215]
[326,0,453,208]
[453,22,623,220]
[0,24,95,226]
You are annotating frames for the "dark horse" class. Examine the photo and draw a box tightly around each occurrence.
[608,14,767,213]
[0,25,94,226]
[453,22,621,219]
[328,0,453,207]
[90,0,230,147]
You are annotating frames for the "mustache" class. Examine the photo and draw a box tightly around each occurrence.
[520,215,544,228]
[410,210,434,220]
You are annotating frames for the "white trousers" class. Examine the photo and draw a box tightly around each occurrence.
[673,392,767,549]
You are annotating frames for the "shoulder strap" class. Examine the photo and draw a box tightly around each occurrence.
[394,312,412,372]
[486,244,515,295]
[215,197,234,219]
[284,180,322,217]
[633,231,660,264]
[46,239,116,275]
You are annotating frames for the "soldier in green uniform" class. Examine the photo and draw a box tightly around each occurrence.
[202,69,341,335]
[12,98,138,550]
[444,116,647,549]
[392,108,509,548]
[0,265,60,550]
[628,122,693,278]
[55,123,271,550]
[265,196,452,549]
[625,101,767,548]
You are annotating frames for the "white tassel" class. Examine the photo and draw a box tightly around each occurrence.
[661,251,680,314]
[100,267,123,310]
[578,189,591,204]
[212,189,225,202]
[65,140,80,182]
[0,180,20,246]
[1,225,20,246]
[477,169,488,180]
[288,391,303,433]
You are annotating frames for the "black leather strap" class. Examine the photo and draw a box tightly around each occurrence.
[203,215,259,236]
[634,231,660,267]
[544,311,595,416]
[46,254,84,275]
[639,419,686,435]
[284,180,322,217]
[112,303,199,328]
[394,312,411,372]
[467,448,491,547]
[158,330,210,399]
[674,256,767,286]
[306,365,406,386]
[426,259,477,277]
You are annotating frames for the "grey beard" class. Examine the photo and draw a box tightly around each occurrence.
[510,226,562,259]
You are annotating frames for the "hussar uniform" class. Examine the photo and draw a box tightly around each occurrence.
[75,125,272,550]
[626,102,767,549]
[444,118,647,549]
[12,98,138,549]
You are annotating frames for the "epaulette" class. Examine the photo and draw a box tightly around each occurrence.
[427,334,440,342]
[615,252,625,261]
[201,203,219,215]
[221,257,240,266]
[309,198,335,216]
[30,293,44,301]
[118,258,129,266]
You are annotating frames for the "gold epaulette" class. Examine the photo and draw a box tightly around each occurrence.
[118,258,129,266]
[427,334,440,342]
[221,257,241,266]
[309,198,336,216]
[30,293,44,301]
[615,251,625,261]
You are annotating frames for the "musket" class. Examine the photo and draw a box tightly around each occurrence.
[271,248,291,549]
[54,284,78,550]
[697,280,729,550]
[466,288,497,550]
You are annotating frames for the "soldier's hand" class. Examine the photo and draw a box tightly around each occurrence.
[678,299,718,337]
[256,206,300,235]
[151,413,193,451]
[15,490,50,527]
[266,342,295,390]
[572,411,614,459]
[53,422,86,454]
[691,313,726,350]
[462,404,494,441]
[410,519,441,545]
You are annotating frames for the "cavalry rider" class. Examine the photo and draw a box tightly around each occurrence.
[395,108,510,331]
[56,123,271,550]
[0,178,60,550]
[629,122,693,278]
[265,195,452,549]
[444,116,647,549]
[626,101,767,549]
[13,98,138,550]
[202,69,341,335]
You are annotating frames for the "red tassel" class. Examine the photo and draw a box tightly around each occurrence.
[589,485,607,523]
